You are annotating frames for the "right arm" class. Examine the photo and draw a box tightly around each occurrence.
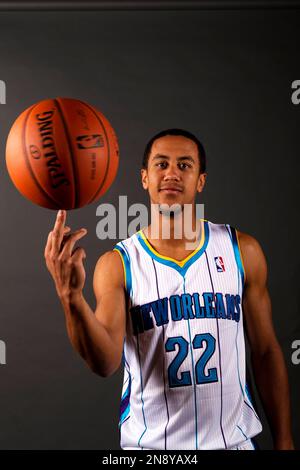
[44,210,126,378]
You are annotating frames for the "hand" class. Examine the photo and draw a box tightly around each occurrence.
[44,210,88,301]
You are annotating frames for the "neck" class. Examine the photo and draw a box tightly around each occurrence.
[144,203,201,250]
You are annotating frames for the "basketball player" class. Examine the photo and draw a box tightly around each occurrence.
[44,129,294,450]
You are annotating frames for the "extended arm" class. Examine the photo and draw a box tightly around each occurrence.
[239,231,294,450]
[44,210,126,378]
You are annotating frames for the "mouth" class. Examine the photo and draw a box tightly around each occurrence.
[159,187,183,194]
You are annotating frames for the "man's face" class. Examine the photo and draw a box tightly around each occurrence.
[141,135,206,208]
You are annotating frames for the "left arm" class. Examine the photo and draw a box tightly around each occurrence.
[238,231,294,450]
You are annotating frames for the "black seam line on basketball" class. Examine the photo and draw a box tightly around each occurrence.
[22,104,60,209]
[53,98,78,209]
[204,251,227,450]
[76,100,111,205]
[152,258,170,451]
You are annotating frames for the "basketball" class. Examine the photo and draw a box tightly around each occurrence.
[5,97,119,210]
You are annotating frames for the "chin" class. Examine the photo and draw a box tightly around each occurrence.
[158,203,183,216]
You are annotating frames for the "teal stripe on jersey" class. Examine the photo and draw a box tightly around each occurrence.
[136,220,210,277]
[228,226,245,288]
[113,243,132,296]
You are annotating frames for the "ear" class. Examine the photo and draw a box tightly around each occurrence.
[141,168,149,190]
[197,172,207,193]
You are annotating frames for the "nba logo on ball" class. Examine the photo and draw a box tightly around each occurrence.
[76,134,104,149]
[214,256,225,272]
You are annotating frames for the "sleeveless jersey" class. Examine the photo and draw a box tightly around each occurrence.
[113,219,262,450]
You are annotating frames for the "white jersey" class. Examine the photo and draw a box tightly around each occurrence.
[113,219,262,450]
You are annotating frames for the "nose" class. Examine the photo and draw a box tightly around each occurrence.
[163,163,181,181]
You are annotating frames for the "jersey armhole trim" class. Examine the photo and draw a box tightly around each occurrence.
[236,229,247,285]
[113,244,132,297]
[228,226,246,287]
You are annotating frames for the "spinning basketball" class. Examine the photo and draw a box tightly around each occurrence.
[6,97,119,209]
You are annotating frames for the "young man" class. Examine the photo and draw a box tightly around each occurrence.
[44,129,294,450]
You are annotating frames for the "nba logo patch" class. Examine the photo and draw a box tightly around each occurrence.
[214,256,225,272]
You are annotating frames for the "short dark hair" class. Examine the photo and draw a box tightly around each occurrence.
[142,128,206,173]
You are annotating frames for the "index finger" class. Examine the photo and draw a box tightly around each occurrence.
[51,210,67,253]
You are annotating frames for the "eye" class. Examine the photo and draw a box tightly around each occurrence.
[156,161,168,169]
[178,162,191,170]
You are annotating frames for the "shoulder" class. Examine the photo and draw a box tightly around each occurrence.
[93,234,138,292]
[237,230,263,257]
[93,250,125,288]
[237,230,268,285]
[237,230,265,260]
[95,249,124,266]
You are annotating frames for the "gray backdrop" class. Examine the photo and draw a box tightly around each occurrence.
[0,5,299,450]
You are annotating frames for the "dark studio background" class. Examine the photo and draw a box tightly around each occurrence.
[0,0,299,450]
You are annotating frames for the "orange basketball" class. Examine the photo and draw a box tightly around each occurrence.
[6,97,119,210]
